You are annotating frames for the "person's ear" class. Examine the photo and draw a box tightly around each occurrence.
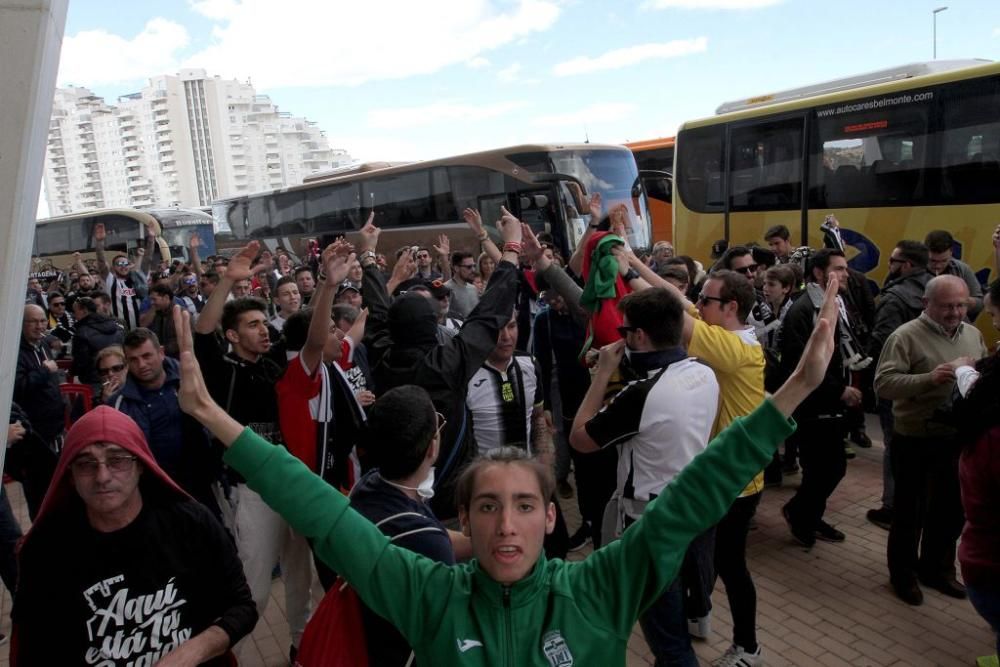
[544,501,557,535]
[224,329,240,345]
[458,507,471,537]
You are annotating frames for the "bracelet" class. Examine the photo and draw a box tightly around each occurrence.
[623,268,640,282]
[317,271,328,282]
[359,250,376,262]
[502,242,523,253]
[478,232,489,242]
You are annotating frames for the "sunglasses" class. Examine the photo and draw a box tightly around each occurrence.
[114,261,130,268]
[98,363,126,376]
[435,411,447,434]
[736,264,759,274]
[697,294,729,306]
[71,454,137,476]
[616,325,638,337]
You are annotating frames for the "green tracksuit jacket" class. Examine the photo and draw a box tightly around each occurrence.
[224,398,795,666]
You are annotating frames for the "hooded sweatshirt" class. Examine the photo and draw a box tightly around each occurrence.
[867,269,931,361]
[71,312,125,386]
[11,407,257,666]
[363,260,519,519]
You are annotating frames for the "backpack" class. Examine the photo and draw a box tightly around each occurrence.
[294,514,417,667]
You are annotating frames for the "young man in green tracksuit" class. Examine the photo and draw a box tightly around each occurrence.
[171,276,840,667]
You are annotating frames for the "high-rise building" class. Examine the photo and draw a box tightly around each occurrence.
[43,69,351,216]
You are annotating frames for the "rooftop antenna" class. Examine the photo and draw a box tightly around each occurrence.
[584,124,590,144]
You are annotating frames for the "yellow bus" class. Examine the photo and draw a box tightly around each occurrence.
[673,59,999,313]
[626,137,675,243]
[215,143,651,261]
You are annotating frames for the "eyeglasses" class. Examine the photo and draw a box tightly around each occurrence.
[50,301,65,307]
[616,325,638,337]
[114,261,130,268]
[888,257,907,265]
[458,264,476,270]
[98,363,126,376]
[698,294,729,306]
[736,264,759,274]
[71,454,138,476]
[435,411,447,434]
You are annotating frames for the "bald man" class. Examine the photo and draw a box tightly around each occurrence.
[13,304,65,517]
[875,275,987,606]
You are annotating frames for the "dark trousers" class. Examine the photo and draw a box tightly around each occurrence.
[569,442,618,548]
[784,417,847,530]
[715,493,761,651]
[968,585,1000,656]
[887,433,963,585]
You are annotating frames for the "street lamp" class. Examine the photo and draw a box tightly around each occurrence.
[933,6,948,60]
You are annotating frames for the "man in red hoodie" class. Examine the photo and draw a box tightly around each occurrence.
[11,407,257,665]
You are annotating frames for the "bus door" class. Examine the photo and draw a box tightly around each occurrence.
[726,115,807,251]
[640,170,673,243]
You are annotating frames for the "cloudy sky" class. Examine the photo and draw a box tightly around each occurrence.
[57,0,1000,164]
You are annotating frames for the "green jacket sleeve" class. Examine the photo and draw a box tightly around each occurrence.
[223,429,456,642]
[567,399,795,638]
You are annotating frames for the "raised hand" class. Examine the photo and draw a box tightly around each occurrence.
[391,248,417,284]
[587,192,602,221]
[609,203,629,238]
[611,245,630,276]
[497,206,523,244]
[321,240,356,286]
[520,224,546,266]
[793,276,839,392]
[433,234,451,259]
[174,305,217,419]
[94,223,106,242]
[225,241,261,282]
[462,208,485,235]
[145,220,158,238]
[358,212,380,254]
[190,231,201,249]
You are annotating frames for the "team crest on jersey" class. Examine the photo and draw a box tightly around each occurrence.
[542,630,573,666]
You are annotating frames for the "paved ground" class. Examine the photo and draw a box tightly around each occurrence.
[0,416,996,666]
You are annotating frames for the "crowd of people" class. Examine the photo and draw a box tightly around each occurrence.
[7,202,1000,666]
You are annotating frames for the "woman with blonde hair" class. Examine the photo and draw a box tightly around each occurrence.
[94,345,127,403]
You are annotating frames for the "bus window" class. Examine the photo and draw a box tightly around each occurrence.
[939,77,1000,204]
[305,181,361,232]
[729,118,803,211]
[676,126,725,213]
[362,171,434,227]
[810,99,930,208]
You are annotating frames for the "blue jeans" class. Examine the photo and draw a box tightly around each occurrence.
[0,486,23,593]
[968,584,1000,656]
[639,577,699,667]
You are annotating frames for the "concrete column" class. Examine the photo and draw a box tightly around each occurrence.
[0,0,68,461]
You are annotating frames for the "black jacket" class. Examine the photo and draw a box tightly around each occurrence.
[867,269,931,361]
[362,260,518,519]
[14,338,65,443]
[778,287,849,420]
[70,313,124,386]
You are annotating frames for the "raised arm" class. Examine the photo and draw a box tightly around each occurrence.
[433,233,452,281]
[139,220,157,276]
[300,241,355,374]
[194,241,260,334]
[93,223,110,279]
[463,208,501,263]
[190,231,204,278]
[72,252,91,281]
[521,224,588,325]
[568,190,602,275]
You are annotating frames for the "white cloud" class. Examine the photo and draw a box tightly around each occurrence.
[553,38,707,76]
[993,27,1000,37]
[643,0,782,8]
[531,102,636,128]
[188,0,242,20]
[367,100,528,130]
[498,63,522,82]
[467,57,491,69]
[57,18,189,86]
[182,0,561,88]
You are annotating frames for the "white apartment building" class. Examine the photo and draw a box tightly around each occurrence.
[43,69,352,216]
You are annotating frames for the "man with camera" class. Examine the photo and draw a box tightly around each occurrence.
[875,275,987,606]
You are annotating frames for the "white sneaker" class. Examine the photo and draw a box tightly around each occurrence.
[712,644,763,667]
[687,612,711,639]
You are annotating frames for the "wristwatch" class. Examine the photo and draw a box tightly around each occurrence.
[359,250,377,265]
